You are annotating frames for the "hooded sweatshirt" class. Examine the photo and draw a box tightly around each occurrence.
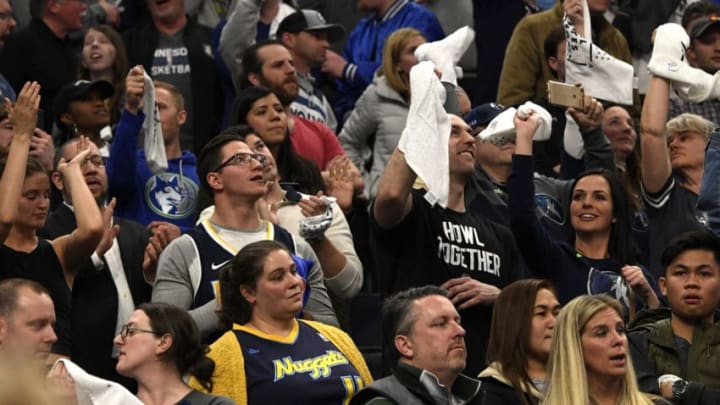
[107,110,200,231]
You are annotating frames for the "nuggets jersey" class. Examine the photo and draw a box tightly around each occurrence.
[234,321,366,404]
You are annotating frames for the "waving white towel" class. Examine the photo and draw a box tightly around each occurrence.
[142,71,168,173]
[397,61,450,208]
[55,359,142,405]
[563,1,634,105]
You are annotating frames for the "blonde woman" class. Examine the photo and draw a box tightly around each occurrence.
[338,28,425,199]
[542,295,669,405]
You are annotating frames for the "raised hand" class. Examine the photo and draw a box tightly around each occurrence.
[10,81,41,138]
[96,197,120,257]
[125,65,145,114]
[568,96,604,133]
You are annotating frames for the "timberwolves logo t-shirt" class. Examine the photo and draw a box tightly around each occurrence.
[234,321,365,404]
[145,172,198,219]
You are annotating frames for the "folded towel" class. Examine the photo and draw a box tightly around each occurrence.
[142,71,168,173]
[478,101,553,145]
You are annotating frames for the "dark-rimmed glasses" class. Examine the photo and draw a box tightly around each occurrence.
[120,324,160,339]
[213,153,267,172]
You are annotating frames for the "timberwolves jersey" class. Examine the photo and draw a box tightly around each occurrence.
[235,320,365,404]
[186,219,295,309]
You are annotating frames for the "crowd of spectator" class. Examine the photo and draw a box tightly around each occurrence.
[3,0,720,404]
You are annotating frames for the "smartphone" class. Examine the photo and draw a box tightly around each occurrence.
[547,81,585,109]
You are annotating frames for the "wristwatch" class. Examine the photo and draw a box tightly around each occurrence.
[672,378,689,400]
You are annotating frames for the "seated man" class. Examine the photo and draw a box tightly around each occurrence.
[629,230,720,404]
[152,130,337,341]
[350,286,483,404]
[0,278,57,367]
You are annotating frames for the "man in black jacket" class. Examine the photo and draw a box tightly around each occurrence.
[40,139,152,391]
[350,286,483,405]
[123,0,222,153]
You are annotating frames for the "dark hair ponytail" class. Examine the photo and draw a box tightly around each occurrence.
[137,302,216,391]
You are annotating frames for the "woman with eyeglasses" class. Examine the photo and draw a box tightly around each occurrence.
[191,240,372,404]
[114,302,235,405]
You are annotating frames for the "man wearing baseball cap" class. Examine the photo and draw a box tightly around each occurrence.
[276,10,344,132]
[669,2,720,123]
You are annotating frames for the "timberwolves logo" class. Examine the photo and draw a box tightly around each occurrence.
[145,173,198,219]
[534,194,564,225]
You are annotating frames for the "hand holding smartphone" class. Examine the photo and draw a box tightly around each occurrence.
[547,81,585,110]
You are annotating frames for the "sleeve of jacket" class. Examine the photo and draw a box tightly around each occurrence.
[322,203,364,299]
[628,330,662,394]
[107,110,144,201]
[698,131,720,236]
[507,154,564,278]
[219,0,261,88]
[0,35,28,92]
[295,237,339,327]
[339,85,380,173]
[497,19,540,107]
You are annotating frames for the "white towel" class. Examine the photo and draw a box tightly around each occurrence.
[563,112,585,159]
[415,26,475,86]
[142,71,168,173]
[478,101,553,145]
[563,2,634,105]
[397,61,450,208]
[55,359,142,405]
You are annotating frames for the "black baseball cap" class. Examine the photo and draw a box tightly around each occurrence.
[690,15,720,39]
[276,10,345,42]
[53,80,114,128]
[463,103,507,135]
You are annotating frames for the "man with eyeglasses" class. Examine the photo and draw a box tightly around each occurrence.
[152,130,338,343]
[40,138,153,390]
[0,0,87,131]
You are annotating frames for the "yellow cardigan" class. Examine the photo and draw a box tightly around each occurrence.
[190,320,373,404]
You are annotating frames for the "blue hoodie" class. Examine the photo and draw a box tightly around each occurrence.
[107,110,200,231]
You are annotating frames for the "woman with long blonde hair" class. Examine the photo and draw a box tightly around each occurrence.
[542,295,668,405]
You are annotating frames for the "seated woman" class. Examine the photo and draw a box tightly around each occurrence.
[195,240,372,404]
[338,28,425,199]
[113,302,234,404]
[542,295,669,405]
[479,279,561,405]
[508,109,661,318]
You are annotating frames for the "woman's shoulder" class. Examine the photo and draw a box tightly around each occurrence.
[478,376,534,405]
[178,390,236,405]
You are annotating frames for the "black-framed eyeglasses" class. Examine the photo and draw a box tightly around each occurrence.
[81,155,105,168]
[213,153,267,172]
[120,324,160,339]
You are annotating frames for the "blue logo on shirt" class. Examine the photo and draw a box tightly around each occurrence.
[534,194,565,225]
[145,173,198,219]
